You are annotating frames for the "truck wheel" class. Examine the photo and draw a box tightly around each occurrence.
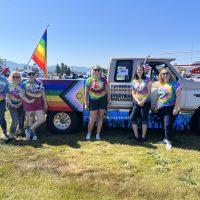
[46,111,79,134]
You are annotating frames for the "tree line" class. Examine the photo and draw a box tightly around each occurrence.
[55,63,71,76]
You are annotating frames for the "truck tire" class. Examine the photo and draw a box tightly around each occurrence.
[46,111,80,134]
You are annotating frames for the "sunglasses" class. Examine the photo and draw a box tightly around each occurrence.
[162,72,169,75]
[93,69,101,72]
[28,73,35,76]
[12,76,20,79]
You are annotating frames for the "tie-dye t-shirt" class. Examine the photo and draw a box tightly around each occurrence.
[20,79,43,98]
[132,77,151,102]
[0,76,8,101]
[86,77,108,100]
[6,82,22,104]
[157,81,182,109]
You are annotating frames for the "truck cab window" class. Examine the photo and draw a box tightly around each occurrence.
[149,62,177,82]
[114,60,133,82]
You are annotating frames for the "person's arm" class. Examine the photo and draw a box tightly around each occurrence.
[42,89,48,111]
[84,87,89,109]
[173,88,182,115]
[6,94,16,108]
[132,89,140,104]
[19,87,34,104]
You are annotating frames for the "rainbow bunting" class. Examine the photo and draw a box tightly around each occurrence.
[32,30,47,77]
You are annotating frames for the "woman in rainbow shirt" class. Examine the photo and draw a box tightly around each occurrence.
[84,65,110,140]
[130,64,152,142]
[156,68,182,150]
[5,71,25,143]
[20,67,48,141]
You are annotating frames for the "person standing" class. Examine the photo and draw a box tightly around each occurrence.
[20,67,48,141]
[130,64,152,142]
[5,71,25,143]
[156,68,182,150]
[84,65,110,140]
[0,73,8,139]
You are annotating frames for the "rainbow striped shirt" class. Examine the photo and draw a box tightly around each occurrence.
[20,79,43,98]
[132,77,151,102]
[6,82,22,104]
[86,77,107,100]
[157,81,182,109]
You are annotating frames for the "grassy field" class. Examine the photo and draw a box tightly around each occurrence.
[0,112,200,200]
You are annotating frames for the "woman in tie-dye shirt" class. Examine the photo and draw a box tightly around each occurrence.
[20,67,48,141]
[156,68,182,150]
[130,64,152,142]
[5,71,25,143]
[84,65,110,141]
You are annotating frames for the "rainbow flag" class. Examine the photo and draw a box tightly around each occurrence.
[32,30,48,77]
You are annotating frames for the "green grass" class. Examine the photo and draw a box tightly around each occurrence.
[0,112,200,200]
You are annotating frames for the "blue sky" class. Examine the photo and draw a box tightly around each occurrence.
[0,0,200,68]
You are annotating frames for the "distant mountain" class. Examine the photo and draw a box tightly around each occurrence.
[5,60,91,73]
[6,61,26,70]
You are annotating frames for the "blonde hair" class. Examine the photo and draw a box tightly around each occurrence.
[158,68,172,84]
[91,65,102,77]
[8,71,21,82]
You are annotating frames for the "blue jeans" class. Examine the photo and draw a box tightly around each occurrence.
[0,100,7,133]
[9,105,25,134]
[130,101,151,125]
[158,106,177,142]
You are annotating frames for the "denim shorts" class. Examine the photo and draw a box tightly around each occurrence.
[89,95,108,111]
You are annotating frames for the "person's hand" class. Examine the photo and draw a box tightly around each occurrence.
[173,106,180,115]
[138,101,145,107]
[84,104,88,110]
[29,99,35,104]
[10,104,17,109]
[107,101,111,108]
[154,107,158,113]
[14,103,22,109]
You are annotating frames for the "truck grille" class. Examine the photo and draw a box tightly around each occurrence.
[110,83,133,102]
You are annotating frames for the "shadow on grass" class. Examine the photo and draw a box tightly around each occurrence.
[147,129,200,151]
[3,125,200,151]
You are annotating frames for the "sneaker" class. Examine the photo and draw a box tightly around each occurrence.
[16,134,23,140]
[86,132,91,140]
[158,138,168,144]
[166,141,172,150]
[1,133,8,140]
[96,133,101,141]
[4,138,13,144]
[25,128,32,140]
[32,133,38,141]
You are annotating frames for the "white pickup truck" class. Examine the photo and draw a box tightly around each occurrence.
[43,57,200,133]
[107,57,200,132]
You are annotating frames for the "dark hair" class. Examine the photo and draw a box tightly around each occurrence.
[134,64,146,80]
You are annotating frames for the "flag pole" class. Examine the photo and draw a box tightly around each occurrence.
[45,26,48,78]
[26,24,49,70]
